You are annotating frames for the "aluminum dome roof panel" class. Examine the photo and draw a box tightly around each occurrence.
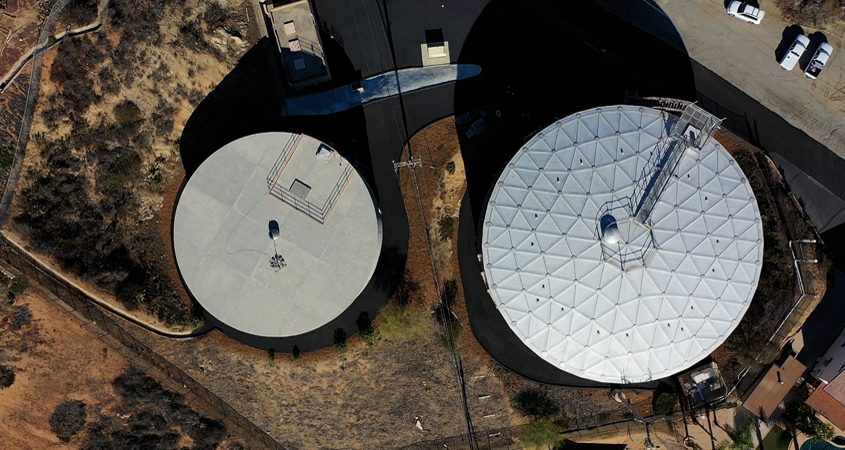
[481,106,763,383]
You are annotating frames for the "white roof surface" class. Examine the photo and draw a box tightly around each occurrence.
[174,133,382,337]
[481,106,763,383]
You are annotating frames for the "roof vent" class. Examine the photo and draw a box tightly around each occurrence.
[600,214,621,245]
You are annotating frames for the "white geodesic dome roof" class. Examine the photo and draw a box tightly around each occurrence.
[481,105,763,384]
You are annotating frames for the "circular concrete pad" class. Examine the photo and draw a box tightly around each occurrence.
[174,132,382,337]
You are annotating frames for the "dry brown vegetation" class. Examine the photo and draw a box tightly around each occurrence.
[774,0,845,26]
[0,2,40,74]
[0,273,241,449]
[10,0,250,328]
[56,0,99,30]
[712,131,827,387]
[398,118,654,431]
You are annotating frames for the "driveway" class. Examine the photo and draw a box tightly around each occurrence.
[595,0,845,233]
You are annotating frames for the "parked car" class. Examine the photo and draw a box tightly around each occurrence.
[779,34,811,71]
[804,43,834,79]
[727,1,765,24]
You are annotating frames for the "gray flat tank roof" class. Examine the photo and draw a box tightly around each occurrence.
[173,132,382,337]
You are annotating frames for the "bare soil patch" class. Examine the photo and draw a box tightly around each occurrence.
[0,279,126,448]
[0,271,244,449]
[395,117,654,435]
[8,0,252,329]
[0,2,40,75]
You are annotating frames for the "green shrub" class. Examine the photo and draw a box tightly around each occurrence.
[0,365,15,388]
[376,303,429,342]
[717,423,754,450]
[653,391,678,416]
[519,418,563,449]
[113,100,142,128]
[9,277,28,297]
[50,400,87,442]
[96,148,141,192]
[0,145,14,171]
[438,215,454,240]
[788,404,835,440]
[334,328,347,353]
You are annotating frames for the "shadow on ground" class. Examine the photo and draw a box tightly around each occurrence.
[774,25,805,64]
[453,0,698,387]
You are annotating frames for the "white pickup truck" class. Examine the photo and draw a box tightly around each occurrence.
[727,1,765,24]
[804,43,834,79]
[779,34,810,71]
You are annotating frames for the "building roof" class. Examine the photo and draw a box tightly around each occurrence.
[481,105,764,383]
[807,372,845,431]
[812,326,845,384]
[173,133,382,338]
[265,0,331,88]
[743,355,806,420]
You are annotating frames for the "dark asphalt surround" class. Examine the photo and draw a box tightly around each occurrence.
[172,0,845,377]
[451,0,699,387]
[176,37,409,352]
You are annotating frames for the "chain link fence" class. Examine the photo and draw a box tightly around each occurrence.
[0,235,290,450]
[399,414,681,450]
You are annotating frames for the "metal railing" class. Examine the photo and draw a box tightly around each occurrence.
[0,235,290,450]
[268,162,353,224]
[266,133,301,189]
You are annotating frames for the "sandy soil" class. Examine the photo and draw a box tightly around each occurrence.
[0,285,128,449]
[397,117,655,433]
[8,0,251,331]
[157,166,195,312]
[0,3,40,76]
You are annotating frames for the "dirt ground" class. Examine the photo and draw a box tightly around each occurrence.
[0,2,40,76]
[708,130,828,391]
[0,281,127,448]
[6,0,252,329]
[397,117,656,425]
[0,273,248,449]
[109,117,661,450]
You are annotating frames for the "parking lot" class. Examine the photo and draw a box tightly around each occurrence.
[596,0,845,233]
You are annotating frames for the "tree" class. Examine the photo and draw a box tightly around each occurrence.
[787,403,836,440]
[717,423,755,450]
[113,100,142,129]
[0,365,14,388]
[519,418,563,449]
[438,215,454,240]
[50,400,87,442]
[653,391,678,416]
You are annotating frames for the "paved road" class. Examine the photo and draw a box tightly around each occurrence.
[285,64,480,115]
[594,0,845,234]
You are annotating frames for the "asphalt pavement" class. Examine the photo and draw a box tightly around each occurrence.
[181,0,845,377]
[593,0,845,235]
